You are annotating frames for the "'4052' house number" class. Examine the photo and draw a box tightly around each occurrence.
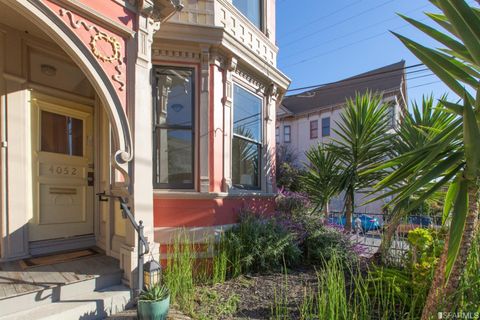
[48,165,79,176]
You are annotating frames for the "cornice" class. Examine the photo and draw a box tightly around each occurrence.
[154,23,290,91]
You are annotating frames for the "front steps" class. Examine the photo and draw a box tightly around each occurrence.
[0,285,132,320]
[0,255,132,320]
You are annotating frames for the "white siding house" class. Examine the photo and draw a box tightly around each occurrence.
[277,61,408,214]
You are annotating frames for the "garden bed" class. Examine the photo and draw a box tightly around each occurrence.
[192,266,318,320]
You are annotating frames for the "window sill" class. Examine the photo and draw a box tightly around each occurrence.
[153,189,276,199]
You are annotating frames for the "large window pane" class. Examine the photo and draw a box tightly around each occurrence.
[233,85,262,142]
[233,0,262,29]
[155,129,193,188]
[153,67,195,189]
[232,136,260,189]
[232,84,262,189]
[155,68,193,127]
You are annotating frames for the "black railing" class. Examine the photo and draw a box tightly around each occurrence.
[97,192,149,296]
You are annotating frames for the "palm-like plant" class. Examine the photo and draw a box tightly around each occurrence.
[329,91,392,231]
[302,145,342,218]
[374,0,480,315]
[374,96,457,262]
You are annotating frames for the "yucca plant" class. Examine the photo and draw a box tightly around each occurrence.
[373,96,456,263]
[329,91,392,231]
[302,144,342,218]
[139,284,170,301]
[372,0,480,317]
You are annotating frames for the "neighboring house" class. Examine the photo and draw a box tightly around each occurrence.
[0,0,289,317]
[277,61,407,214]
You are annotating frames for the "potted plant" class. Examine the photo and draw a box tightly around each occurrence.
[137,284,170,320]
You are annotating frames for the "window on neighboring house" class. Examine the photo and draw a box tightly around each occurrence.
[232,84,262,190]
[153,66,195,189]
[275,126,280,144]
[284,125,291,143]
[310,120,318,139]
[232,0,262,29]
[387,104,396,129]
[322,117,330,137]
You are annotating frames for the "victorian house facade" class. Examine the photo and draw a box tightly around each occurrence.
[0,0,289,317]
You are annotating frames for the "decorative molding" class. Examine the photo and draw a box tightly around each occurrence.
[234,67,266,92]
[217,0,277,66]
[51,0,135,37]
[226,56,237,72]
[59,8,125,91]
[152,48,201,61]
[90,33,121,63]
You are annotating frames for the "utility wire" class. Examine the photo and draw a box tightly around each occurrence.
[282,20,424,69]
[279,4,429,61]
[409,81,442,89]
[284,69,433,98]
[282,0,396,48]
[286,64,425,93]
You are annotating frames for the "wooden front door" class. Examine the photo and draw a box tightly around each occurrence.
[30,93,94,242]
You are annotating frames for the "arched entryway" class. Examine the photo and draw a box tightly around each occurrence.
[0,0,132,260]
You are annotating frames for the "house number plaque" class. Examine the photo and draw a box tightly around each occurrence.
[46,165,79,176]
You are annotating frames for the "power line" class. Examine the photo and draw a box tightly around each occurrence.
[282,21,423,69]
[282,0,396,48]
[278,0,365,39]
[283,69,433,97]
[407,73,436,81]
[279,4,429,61]
[409,81,442,89]
[286,64,425,93]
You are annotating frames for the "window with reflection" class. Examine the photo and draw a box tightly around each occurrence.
[153,67,195,189]
[322,117,330,137]
[233,0,262,29]
[41,111,83,156]
[232,85,262,190]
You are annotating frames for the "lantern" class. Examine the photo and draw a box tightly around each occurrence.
[143,259,162,289]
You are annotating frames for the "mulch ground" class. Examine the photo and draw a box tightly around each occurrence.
[192,266,319,320]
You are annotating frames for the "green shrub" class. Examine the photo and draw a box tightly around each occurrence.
[221,212,302,277]
[406,227,443,305]
[303,225,357,266]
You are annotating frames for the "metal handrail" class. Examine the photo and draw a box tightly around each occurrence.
[97,192,149,296]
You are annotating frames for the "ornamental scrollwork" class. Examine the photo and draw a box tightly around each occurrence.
[58,9,125,91]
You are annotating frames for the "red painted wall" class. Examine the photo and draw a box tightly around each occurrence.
[153,196,275,228]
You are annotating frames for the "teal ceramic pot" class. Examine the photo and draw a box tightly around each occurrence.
[137,295,170,320]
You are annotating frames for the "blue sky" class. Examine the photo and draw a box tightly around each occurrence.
[276,0,472,105]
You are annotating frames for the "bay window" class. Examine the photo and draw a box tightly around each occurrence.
[232,85,262,190]
[153,67,195,189]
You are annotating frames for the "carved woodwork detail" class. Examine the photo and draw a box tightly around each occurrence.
[59,8,126,91]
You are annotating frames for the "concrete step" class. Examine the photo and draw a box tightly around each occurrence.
[0,270,123,316]
[0,285,132,320]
